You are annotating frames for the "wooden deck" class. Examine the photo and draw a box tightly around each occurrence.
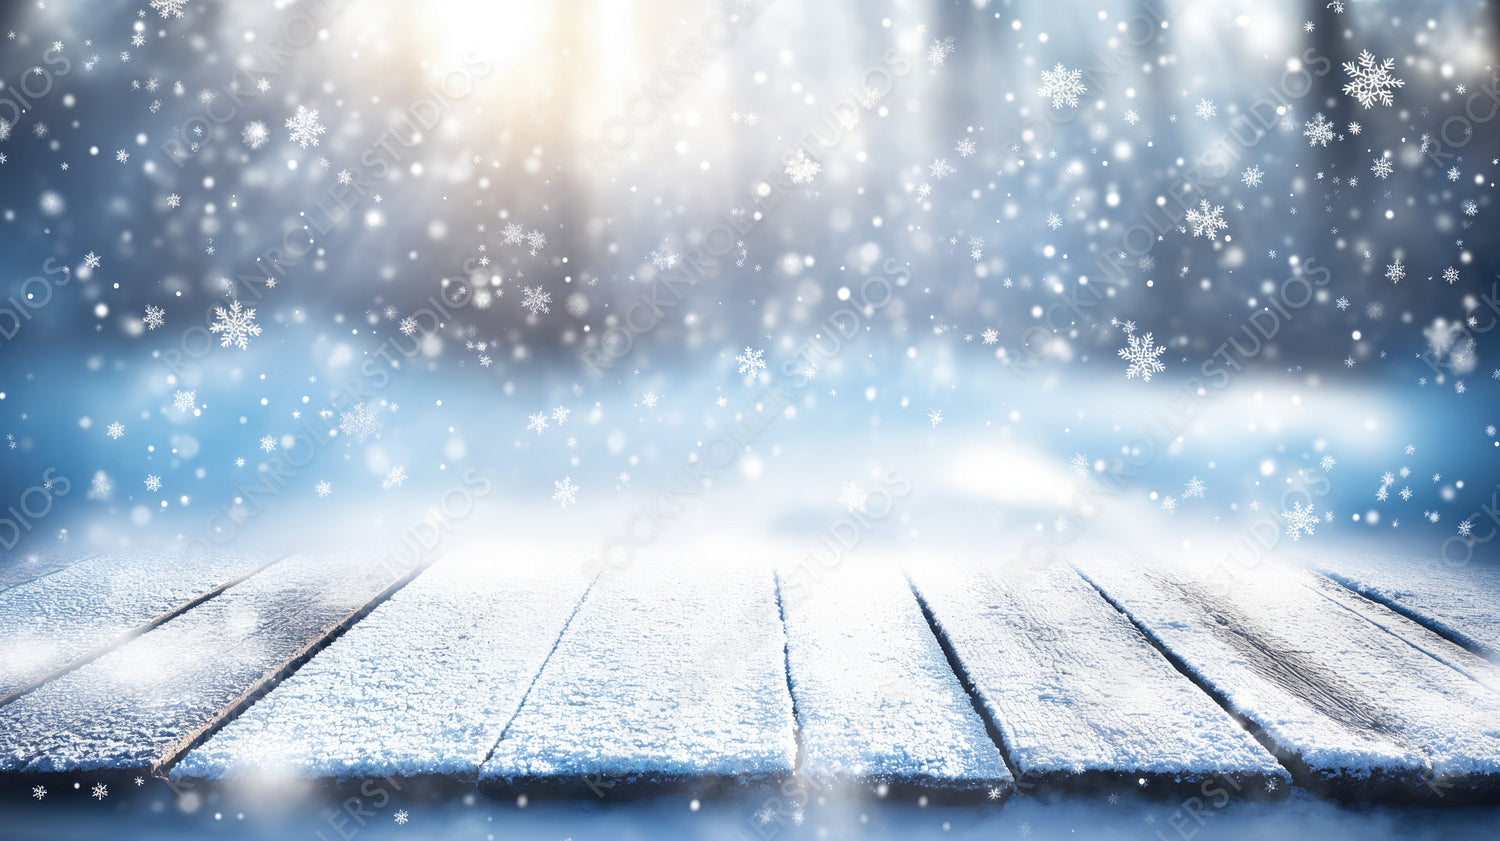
[0,548,1497,804]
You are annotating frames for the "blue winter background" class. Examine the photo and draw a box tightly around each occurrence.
[0,0,1498,837]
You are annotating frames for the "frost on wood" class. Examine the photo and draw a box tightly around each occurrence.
[911,562,1286,789]
[174,554,591,780]
[0,553,264,699]
[1077,557,1500,800]
[0,551,423,773]
[780,563,1011,789]
[479,562,795,784]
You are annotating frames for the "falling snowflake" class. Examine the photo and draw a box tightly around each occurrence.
[1303,112,1334,147]
[551,405,570,425]
[520,285,551,315]
[210,300,262,349]
[1443,266,1460,284]
[1070,453,1089,475]
[981,328,999,345]
[1184,200,1227,239]
[641,390,659,409]
[144,474,162,492]
[1118,332,1166,381]
[339,403,382,442]
[32,785,46,800]
[1038,63,1087,109]
[785,148,821,184]
[106,422,125,440]
[241,120,269,150]
[91,783,108,800]
[735,346,766,376]
[1320,455,1336,471]
[149,0,188,18]
[1385,257,1404,283]
[314,480,332,498]
[1184,476,1206,498]
[1046,212,1063,230]
[927,409,944,427]
[143,304,165,330]
[929,157,954,179]
[552,476,578,508]
[838,481,869,513]
[259,435,276,452]
[1370,155,1393,179]
[83,251,102,269]
[115,149,129,163]
[381,466,407,489]
[1281,501,1319,541]
[1240,165,1263,187]
[955,137,976,158]
[526,412,549,435]
[1194,98,1216,120]
[393,810,409,826]
[284,105,326,148]
[1342,49,1404,108]
[926,36,956,72]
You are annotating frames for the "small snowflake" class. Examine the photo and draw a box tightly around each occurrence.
[1184,200,1227,239]
[520,285,551,315]
[143,304,165,330]
[32,786,46,800]
[838,481,869,513]
[144,474,162,492]
[241,120,269,150]
[1370,155,1393,179]
[393,810,409,826]
[927,409,944,427]
[526,412,549,435]
[91,783,108,800]
[785,147,821,184]
[1282,501,1318,541]
[1240,165,1264,187]
[314,480,332,498]
[381,466,407,489]
[552,476,578,508]
[735,346,767,377]
[106,422,125,440]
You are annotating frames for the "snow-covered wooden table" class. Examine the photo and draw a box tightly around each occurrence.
[0,547,1497,805]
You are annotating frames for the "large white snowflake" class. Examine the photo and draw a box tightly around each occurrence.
[172,389,195,412]
[210,300,262,349]
[1184,200,1227,239]
[284,105,326,148]
[1342,50,1404,109]
[552,476,578,508]
[1038,64,1087,109]
[149,0,188,19]
[785,148,821,184]
[1281,501,1319,541]
[1118,332,1166,381]
[143,304,165,330]
[339,403,382,442]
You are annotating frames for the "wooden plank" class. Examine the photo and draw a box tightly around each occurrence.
[173,553,592,781]
[1318,556,1500,661]
[0,552,95,594]
[1299,571,1500,698]
[778,562,1011,797]
[0,552,273,705]
[1076,557,1500,803]
[478,560,796,794]
[0,549,429,775]
[910,560,1287,797]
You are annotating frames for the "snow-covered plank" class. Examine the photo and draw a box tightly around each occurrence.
[172,553,593,781]
[478,560,796,792]
[1076,557,1500,802]
[0,551,272,705]
[910,561,1287,796]
[1298,570,1500,698]
[0,550,429,774]
[0,552,93,594]
[1317,556,1500,661]
[778,562,1011,796]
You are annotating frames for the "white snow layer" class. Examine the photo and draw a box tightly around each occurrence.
[479,560,796,783]
[910,561,1286,782]
[0,552,268,698]
[0,551,422,772]
[1075,557,1500,782]
[173,553,592,780]
[778,562,1010,787]
[1317,555,1500,660]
